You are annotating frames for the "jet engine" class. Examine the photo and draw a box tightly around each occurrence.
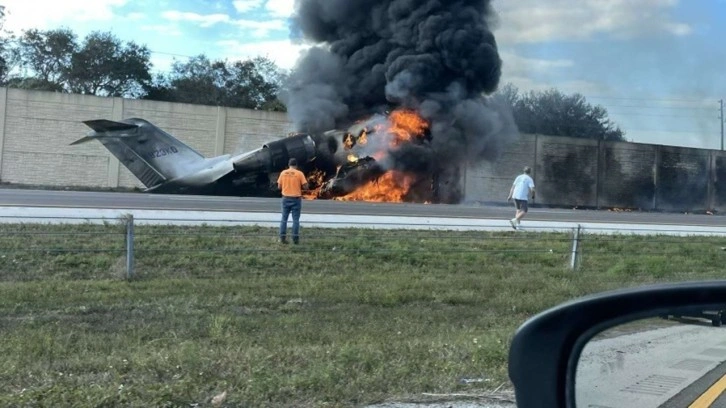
[232,133,316,174]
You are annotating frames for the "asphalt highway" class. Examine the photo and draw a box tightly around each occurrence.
[0,188,724,228]
[577,320,726,408]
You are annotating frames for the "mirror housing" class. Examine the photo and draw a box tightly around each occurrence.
[508,280,726,408]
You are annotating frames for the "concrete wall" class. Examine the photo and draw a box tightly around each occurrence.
[0,88,294,190]
[536,136,599,207]
[0,88,117,187]
[464,136,536,203]
[598,142,657,210]
[466,134,726,211]
[0,87,723,212]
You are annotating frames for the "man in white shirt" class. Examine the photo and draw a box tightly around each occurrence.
[507,166,535,230]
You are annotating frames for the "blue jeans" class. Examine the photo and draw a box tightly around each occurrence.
[279,197,302,241]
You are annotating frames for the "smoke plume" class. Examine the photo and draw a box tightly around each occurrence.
[282,0,516,200]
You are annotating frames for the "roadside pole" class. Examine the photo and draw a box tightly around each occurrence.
[570,224,581,270]
[720,99,724,151]
[126,214,135,279]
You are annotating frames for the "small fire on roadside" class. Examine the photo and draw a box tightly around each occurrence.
[608,207,633,213]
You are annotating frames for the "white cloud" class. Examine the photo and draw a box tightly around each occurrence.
[161,11,230,28]
[217,39,311,70]
[232,18,286,38]
[500,51,574,76]
[232,0,294,18]
[265,0,294,17]
[233,0,264,13]
[160,11,286,38]
[1,0,127,32]
[497,51,609,95]
[493,0,692,44]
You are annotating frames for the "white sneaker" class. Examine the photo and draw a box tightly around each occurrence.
[509,218,517,230]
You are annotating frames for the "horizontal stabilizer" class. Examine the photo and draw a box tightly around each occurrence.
[72,119,141,145]
[83,119,139,133]
[70,136,95,145]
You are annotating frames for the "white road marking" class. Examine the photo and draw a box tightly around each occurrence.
[0,207,724,235]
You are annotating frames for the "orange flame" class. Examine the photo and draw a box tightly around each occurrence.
[358,129,368,145]
[334,171,416,202]
[303,169,326,200]
[343,133,355,150]
[388,110,428,147]
[308,109,431,203]
[334,110,428,202]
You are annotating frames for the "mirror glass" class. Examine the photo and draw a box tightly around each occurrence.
[576,306,726,408]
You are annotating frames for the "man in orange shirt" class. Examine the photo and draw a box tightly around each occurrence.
[277,158,308,244]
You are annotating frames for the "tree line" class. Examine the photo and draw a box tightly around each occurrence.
[497,84,625,141]
[0,6,624,140]
[0,7,285,111]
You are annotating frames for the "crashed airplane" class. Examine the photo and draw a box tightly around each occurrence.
[73,111,440,201]
[72,118,317,197]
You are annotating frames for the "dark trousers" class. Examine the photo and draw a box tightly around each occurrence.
[279,197,302,241]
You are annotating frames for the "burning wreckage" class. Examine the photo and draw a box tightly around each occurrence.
[74,0,509,205]
[73,110,442,203]
[307,110,437,202]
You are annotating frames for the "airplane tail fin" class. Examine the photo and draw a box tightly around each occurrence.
[74,118,205,189]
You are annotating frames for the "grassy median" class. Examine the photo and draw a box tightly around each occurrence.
[0,223,724,407]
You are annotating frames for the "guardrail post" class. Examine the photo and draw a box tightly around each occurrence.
[126,214,135,279]
[570,224,581,270]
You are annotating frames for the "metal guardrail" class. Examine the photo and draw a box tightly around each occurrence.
[1,212,726,279]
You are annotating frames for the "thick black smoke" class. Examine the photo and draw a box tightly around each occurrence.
[282,0,516,201]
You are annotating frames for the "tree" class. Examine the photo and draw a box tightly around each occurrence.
[4,24,287,110]
[11,29,151,97]
[146,55,287,111]
[15,28,76,91]
[500,84,625,141]
[496,82,520,108]
[0,5,14,84]
[66,31,152,97]
[146,55,225,105]
[248,56,288,111]
[224,57,285,110]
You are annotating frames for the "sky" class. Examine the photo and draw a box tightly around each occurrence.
[1,0,725,149]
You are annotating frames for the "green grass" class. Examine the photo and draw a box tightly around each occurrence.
[0,223,724,407]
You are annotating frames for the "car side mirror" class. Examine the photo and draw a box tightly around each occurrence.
[508,281,726,408]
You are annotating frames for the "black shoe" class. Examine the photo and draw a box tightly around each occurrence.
[279,238,288,244]
[293,238,299,245]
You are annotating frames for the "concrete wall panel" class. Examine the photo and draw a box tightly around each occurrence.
[535,136,598,207]
[224,109,293,154]
[1,90,115,185]
[656,146,710,211]
[712,154,726,210]
[2,151,108,186]
[0,87,723,212]
[464,136,536,203]
[598,142,657,210]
